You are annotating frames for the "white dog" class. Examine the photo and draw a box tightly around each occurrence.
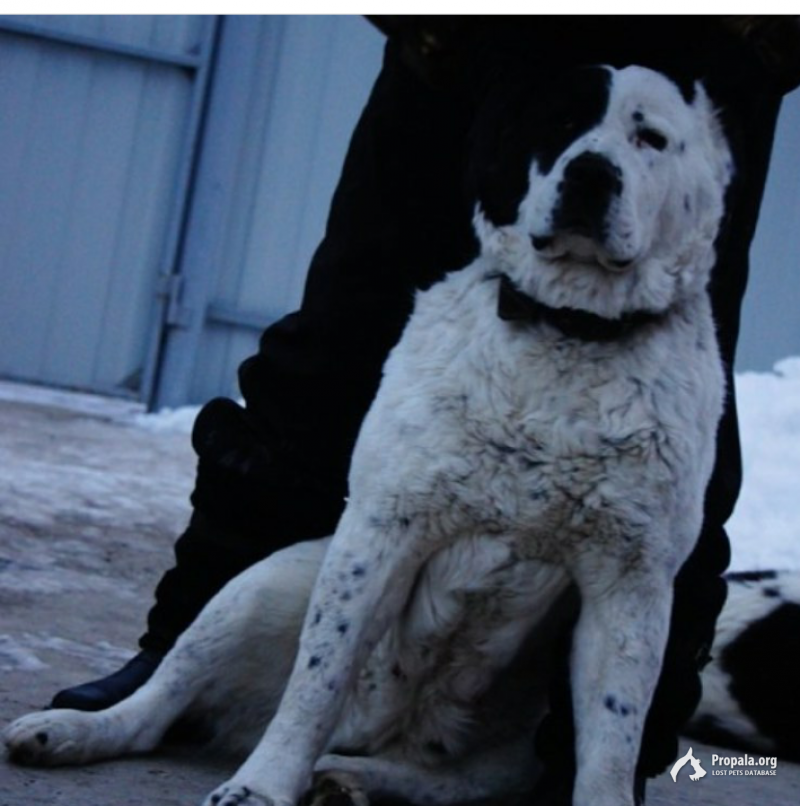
[4,65,733,806]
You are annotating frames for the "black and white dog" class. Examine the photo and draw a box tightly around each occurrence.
[5,65,734,806]
[688,570,800,761]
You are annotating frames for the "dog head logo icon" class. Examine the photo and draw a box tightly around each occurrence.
[670,747,707,782]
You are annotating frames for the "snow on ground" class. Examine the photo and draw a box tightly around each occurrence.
[133,405,201,435]
[726,357,800,571]
[2,357,799,572]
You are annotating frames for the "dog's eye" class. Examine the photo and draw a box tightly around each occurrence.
[635,127,668,152]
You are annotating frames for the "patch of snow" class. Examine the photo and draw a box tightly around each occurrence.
[727,357,800,571]
[0,380,142,421]
[133,405,201,436]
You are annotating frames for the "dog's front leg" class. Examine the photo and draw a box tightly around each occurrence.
[568,558,675,806]
[202,504,433,806]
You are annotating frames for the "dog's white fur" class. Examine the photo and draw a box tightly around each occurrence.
[4,66,733,806]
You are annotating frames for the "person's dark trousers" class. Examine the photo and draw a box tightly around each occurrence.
[136,18,783,791]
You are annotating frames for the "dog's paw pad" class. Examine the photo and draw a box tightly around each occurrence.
[3,711,90,766]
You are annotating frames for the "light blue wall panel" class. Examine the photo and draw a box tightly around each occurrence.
[183,16,383,404]
[0,14,207,60]
[737,87,800,371]
[0,19,210,396]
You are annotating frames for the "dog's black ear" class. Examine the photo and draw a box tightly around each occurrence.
[467,66,613,228]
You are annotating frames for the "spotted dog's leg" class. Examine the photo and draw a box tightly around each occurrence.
[201,505,435,806]
[4,602,234,767]
[4,661,197,767]
[5,539,325,769]
[569,555,675,806]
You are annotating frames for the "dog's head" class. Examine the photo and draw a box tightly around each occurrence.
[472,65,734,319]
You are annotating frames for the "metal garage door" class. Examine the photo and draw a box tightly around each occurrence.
[150,15,383,409]
[0,15,218,401]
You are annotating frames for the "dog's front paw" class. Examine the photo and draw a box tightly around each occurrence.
[4,710,100,766]
[203,782,284,806]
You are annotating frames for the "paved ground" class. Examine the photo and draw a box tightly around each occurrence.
[0,384,798,805]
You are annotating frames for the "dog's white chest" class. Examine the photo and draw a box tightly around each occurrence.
[351,260,721,567]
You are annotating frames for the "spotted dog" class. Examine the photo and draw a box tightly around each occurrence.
[686,570,800,761]
[5,65,733,806]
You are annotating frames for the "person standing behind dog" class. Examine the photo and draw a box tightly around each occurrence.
[51,16,800,805]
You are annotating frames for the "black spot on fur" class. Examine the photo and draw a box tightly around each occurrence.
[351,564,366,578]
[337,622,350,635]
[312,609,322,626]
[491,441,518,455]
[721,602,800,760]
[521,457,545,470]
[35,731,48,746]
[308,655,322,669]
[604,695,635,717]
[763,587,781,599]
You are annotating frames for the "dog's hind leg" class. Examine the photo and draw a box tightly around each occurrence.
[4,538,327,767]
[3,660,199,767]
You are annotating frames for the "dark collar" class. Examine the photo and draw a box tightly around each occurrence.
[496,274,664,342]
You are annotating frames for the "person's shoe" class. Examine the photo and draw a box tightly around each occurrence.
[48,649,163,711]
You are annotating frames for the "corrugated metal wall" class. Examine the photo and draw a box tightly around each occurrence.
[198,16,384,400]
[152,16,383,408]
[0,14,218,399]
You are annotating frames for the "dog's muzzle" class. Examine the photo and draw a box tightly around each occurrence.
[532,152,632,270]
[552,152,623,243]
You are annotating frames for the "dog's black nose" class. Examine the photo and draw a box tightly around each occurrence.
[552,152,623,243]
